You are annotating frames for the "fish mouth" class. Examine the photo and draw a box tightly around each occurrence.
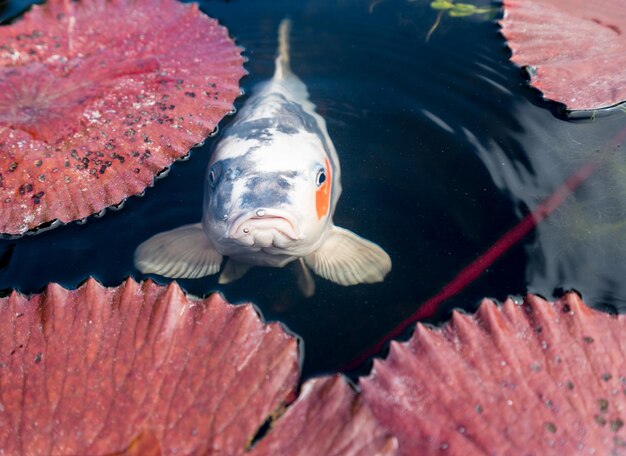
[227,210,301,245]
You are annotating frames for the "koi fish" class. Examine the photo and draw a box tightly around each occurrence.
[135,19,391,296]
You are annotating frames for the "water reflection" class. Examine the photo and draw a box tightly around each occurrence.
[524,130,626,312]
[472,89,626,313]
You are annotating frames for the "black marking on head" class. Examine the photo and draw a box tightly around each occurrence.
[225,93,332,154]
[205,154,255,221]
[205,168,233,222]
[228,118,299,145]
[240,171,297,209]
[277,175,292,189]
[205,153,300,221]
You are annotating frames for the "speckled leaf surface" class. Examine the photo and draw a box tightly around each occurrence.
[361,293,626,454]
[251,375,398,456]
[0,278,299,455]
[0,0,244,235]
[500,0,626,111]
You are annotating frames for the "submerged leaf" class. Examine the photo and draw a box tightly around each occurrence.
[0,0,245,235]
[430,0,454,10]
[450,3,477,14]
[430,0,493,15]
[448,9,475,17]
[426,0,497,42]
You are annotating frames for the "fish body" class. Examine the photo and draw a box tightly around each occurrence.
[135,20,391,295]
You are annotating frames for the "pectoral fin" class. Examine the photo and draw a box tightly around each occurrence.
[219,259,252,284]
[305,226,391,286]
[134,223,222,279]
[294,258,315,297]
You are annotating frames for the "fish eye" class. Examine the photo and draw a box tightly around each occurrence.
[315,168,326,187]
[208,164,220,188]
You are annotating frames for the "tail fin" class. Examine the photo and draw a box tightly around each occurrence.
[274,19,292,79]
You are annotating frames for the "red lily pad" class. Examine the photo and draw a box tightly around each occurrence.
[0,0,244,235]
[500,0,626,111]
[361,293,626,454]
[0,278,299,454]
[251,375,398,455]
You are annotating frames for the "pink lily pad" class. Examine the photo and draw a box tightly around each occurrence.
[362,293,626,454]
[0,278,298,454]
[251,375,398,455]
[0,0,244,235]
[500,0,626,111]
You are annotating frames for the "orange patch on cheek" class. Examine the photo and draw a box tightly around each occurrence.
[316,159,331,219]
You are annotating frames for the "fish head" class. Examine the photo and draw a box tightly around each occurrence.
[202,133,336,260]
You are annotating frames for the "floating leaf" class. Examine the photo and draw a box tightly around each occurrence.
[500,0,626,111]
[361,293,626,454]
[0,279,299,454]
[252,376,398,455]
[430,0,493,16]
[427,0,497,42]
[430,0,454,11]
[448,9,474,17]
[0,0,245,235]
[450,3,477,14]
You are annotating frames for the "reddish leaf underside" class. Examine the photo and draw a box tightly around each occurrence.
[500,0,626,111]
[361,293,626,454]
[0,0,245,235]
[3,280,626,454]
[0,279,298,455]
[251,375,398,456]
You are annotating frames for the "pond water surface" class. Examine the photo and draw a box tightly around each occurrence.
[1,0,625,380]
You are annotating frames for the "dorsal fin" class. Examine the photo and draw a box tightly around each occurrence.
[273,19,292,80]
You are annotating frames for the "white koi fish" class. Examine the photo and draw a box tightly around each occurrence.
[135,19,391,296]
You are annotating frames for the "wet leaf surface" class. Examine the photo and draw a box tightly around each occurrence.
[500,0,626,112]
[0,278,298,454]
[0,0,244,235]
[4,279,626,454]
[251,375,398,456]
[361,293,626,454]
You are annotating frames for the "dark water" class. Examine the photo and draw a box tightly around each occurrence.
[1,0,625,380]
